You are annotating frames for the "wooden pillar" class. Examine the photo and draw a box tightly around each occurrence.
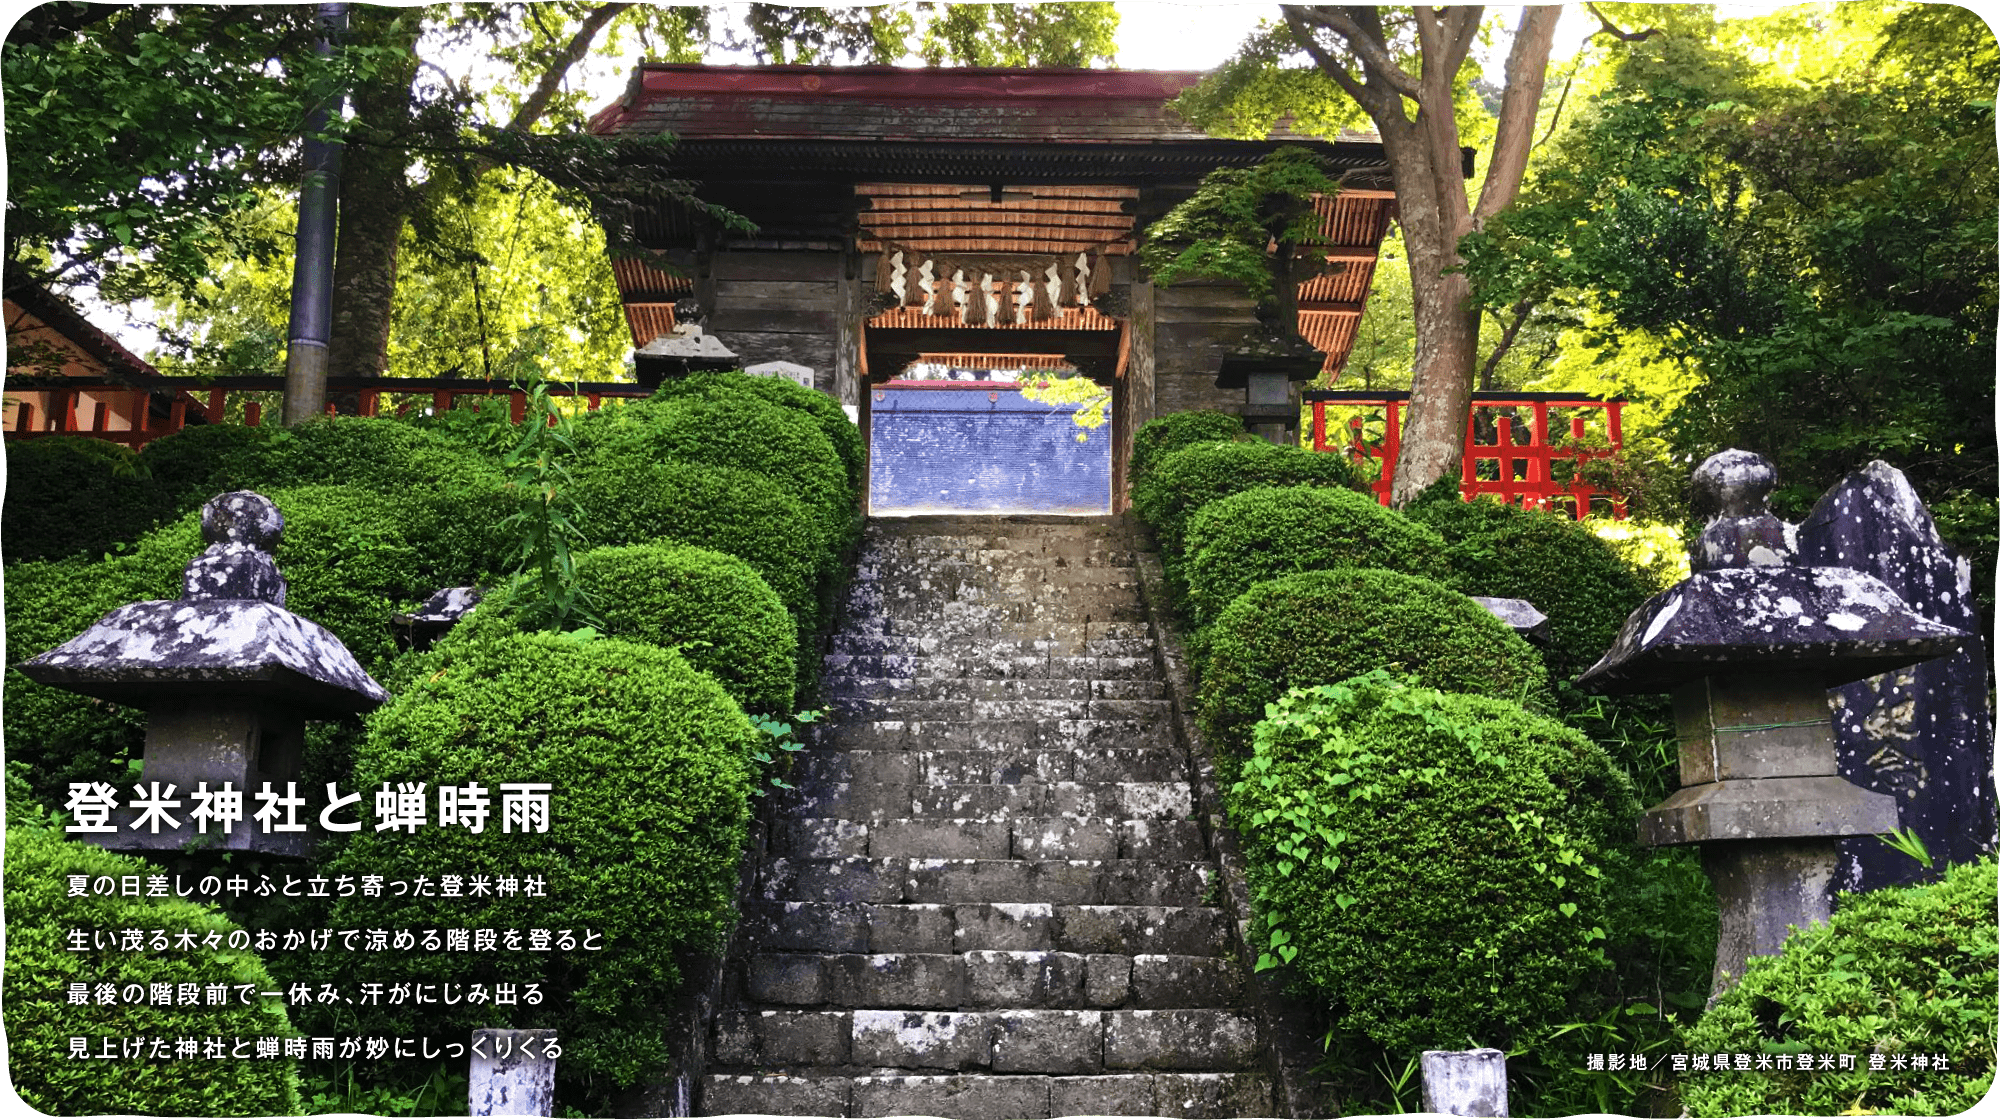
[836,244,865,410]
[207,389,226,422]
[1121,275,1156,512]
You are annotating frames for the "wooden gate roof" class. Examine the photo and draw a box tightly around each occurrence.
[590,63,1407,188]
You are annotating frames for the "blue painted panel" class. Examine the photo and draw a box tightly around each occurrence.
[870,387,1112,514]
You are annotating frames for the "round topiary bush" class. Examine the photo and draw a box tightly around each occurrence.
[567,459,826,653]
[1197,568,1551,778]
[2,436,163,562]
[652,371,866,500]
[304,629,756,1113]
[4,825,302,1115]
[577,393,852,557]
[574,541,796,715]
[1226,671,1636,1057]
[1404,495,1657,680]
[1182,485,1456,630]
[1129,410,1246,486]
[1132,439,1367,558]
[1676,856,1997,1116]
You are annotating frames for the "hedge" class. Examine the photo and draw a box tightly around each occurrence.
[1181,485,1455,631]
[1,437,162,562]
[137,417,518,587]
[303,629,755,1112]
[1404,495,1656,681]
[566,460,826,680]
[577,393,853,558]
[651,370,866,499]
[574,542,796,715]
[4,825,301,1115]
[1131,439,1367,559]
[1196,568,1551,780]
[1677,856,1997,1116]
[1128,410,1245,486]
[1227,672,1635,1056]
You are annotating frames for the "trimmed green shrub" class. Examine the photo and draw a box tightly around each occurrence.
[5,486,427,803]
[577,393,852,556]
[128,422,271,522]
[1227,672,1636,1057]
[4,826,301,1115]
[652,371,866,498]
[1132,439,1367,558]
[138,416,517,586]
[1197,568,1551,778]
[567,460,824,661]
[574,542,796,715]
[1129,410,1245,485]
[1676,856,1997,1117]
[1182,485,1456,630]
[2,436,162,561]
[305,629,755,1112]
[1404,495,1657,680]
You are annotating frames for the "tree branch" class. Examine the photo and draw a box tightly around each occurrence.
[504,2,634,134]
[1281,7,1400,121]
[1430,6,1483,88]
[1474,4,1562,225]
[1585,2,1663,43]
[1477,297,1535,389]
[1283,6,1420,100]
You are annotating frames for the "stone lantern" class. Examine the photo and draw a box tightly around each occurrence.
[1214,326,1325,446]
[1575,451,1968,998]
[18,491,388,856]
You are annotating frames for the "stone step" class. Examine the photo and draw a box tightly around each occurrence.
[742,955,1255,1022]
[778,780,1194,822]
[849,562,1142,587]
[841,604,1153,636]
[825,698,1172,723]
[821,675,1168,703]
[702,1070,1273,1119]
[757,858,1213,906]
[771,817,1207,861]
[840,592,1152,616]
[821,652,1159,682]
[716,990,1256,1072]
[740,902,1234,957]
[808,719,1171,754]
[826,632,1155,657]
[791,747,1188,788]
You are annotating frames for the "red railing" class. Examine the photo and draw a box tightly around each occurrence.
[4,377,652,448]
[1307,390,1627,520]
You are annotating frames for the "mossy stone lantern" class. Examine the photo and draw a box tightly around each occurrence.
[1215,325,1324,446]
[1576,451,1968,999]
[18,491,388,856]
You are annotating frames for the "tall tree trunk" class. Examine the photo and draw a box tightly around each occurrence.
[325,7,419,381]
[1280,5,1561,505]
[1374,61,1480,506]
[322,4,632,382]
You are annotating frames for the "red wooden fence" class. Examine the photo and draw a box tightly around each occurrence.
[4,378,653,448]
[1306,390,1627,520]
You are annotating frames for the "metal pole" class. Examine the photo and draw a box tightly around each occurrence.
[282,2,348,425]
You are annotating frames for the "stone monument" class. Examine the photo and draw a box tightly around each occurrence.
[1798,461,1996,890]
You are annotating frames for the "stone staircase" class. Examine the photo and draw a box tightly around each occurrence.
[701,515,1270,1119]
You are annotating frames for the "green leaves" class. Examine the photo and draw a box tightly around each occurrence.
[1140,146,1342,307]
